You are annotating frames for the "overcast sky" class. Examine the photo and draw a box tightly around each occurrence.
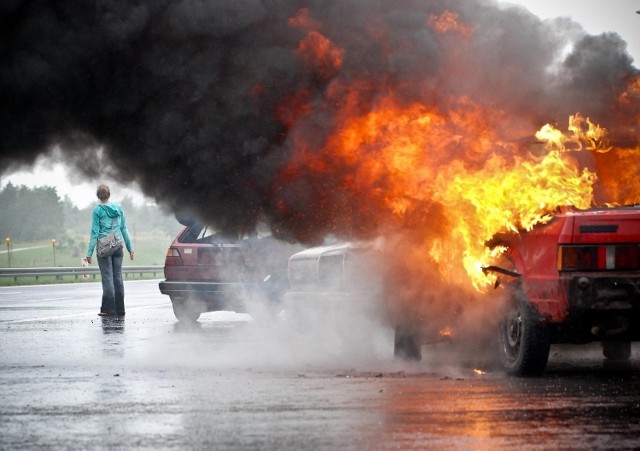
[505,0,640,62]
[2,0,639,209]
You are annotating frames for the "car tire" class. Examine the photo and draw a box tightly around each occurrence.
[394,327,422,361]
[170,296,202,322]
[498,298,550,377]
[602,341,631,361]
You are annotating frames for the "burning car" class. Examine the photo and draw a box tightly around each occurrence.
[485,205,640,376]
[283,242,385,327]
[159,221,300,321]
[283,239,471,358]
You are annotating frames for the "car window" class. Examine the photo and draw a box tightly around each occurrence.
[179,223,266,244]
[344,249,381,277]
[196,226,220,241]
[180,223,243,244]
[289,258,319,286]
[345,249,383,290]
[318,254,344,284]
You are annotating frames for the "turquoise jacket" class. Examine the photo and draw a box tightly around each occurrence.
[86,202,134,258]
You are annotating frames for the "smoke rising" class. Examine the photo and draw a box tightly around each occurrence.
[1,0,638,242]
[3,2,640,362]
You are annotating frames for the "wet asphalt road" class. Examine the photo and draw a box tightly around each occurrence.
[2,280,640,450]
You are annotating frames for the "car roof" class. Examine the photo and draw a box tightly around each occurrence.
[288,242,377,261]
[559,205,640,218]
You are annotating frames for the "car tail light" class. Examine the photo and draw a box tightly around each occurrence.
[165,247,183,266]
[615,245,640,270]
[558,244,640,271]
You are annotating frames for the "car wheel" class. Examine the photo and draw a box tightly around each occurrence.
[498,298,550,376]
[394,326,422,361]
[602,341,631,361]
[170,296,202,322]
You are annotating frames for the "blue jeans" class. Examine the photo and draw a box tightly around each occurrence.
[97,247,125,315]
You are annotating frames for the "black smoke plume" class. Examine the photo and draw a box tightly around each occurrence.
[1,0,638,242]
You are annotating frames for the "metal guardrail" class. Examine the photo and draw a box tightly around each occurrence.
[0,266,164,282]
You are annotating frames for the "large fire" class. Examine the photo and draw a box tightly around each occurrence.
[2,1,639,319]
[279,9,640,295]
[279,94,619,290]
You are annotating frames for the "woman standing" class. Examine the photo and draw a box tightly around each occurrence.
[86,184,134,317]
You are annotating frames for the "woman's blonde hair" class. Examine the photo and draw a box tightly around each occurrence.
[96,184,110,201]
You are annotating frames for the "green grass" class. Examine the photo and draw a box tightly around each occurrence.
[0,232,174,286]
[1,232,173,268]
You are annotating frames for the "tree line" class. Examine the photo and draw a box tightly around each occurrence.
[0,183,182,243]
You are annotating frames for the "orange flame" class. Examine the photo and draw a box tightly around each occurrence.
[439,327,454,337]
[428,11,474,37]
[296,31,344,76]
[535,113,610,153]
[279,9,638,293]
[435,149,594,288]
[288,7,323,32]
[312,97,596,289]
[279,91,603,290]
[290,8,344,78]
[619,75,640,105]
[593,147,640,206]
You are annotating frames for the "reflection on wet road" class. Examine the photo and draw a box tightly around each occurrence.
[2,281,640,449]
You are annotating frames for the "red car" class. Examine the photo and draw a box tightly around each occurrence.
[486,205,640,375]
[159,221,300,321]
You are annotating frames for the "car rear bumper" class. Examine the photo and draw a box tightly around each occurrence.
[159,280,259,313]
[159,280,258,294]
[544,274,640,343]
[567,274,640,310]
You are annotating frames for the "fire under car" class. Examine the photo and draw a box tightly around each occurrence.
[159,220,301,322]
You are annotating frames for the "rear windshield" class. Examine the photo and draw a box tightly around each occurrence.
[180,224,239,244]
[179,223,269,244]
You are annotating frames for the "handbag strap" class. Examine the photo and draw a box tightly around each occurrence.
[109,215,121,232]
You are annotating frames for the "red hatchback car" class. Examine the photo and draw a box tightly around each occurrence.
[159,221,300,321]
[393,205,640,375]
[488,205,640,375]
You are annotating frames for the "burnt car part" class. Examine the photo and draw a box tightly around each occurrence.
[482,265,521,278]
